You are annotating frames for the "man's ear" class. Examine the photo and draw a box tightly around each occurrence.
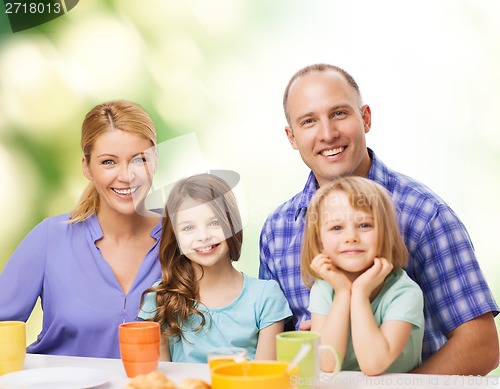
[285,126,299,150]
[82,156,93,181]
[362,105,372,134]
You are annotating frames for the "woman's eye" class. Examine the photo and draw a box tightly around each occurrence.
[102,160,115,166]
[132,156,147,164]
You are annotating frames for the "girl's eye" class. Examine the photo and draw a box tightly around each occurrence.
[331,225,342,231]
[209,220,220,227]
[181,225,194,232]
[360,223,372,229]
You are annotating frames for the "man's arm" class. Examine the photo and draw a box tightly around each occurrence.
[411,313,499,375]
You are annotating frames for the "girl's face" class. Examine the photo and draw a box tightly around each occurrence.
[174,197,230,269]
[82,130,155,219]
[319,190,378,277]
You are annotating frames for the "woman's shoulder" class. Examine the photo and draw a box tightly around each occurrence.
[28,213,99,243]
[46,212,72,223]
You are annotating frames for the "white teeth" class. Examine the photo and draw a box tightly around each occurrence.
[113,186,138,195]
[196,245,215,253]
[322,147,345,156]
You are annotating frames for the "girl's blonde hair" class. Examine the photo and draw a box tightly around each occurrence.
[143,173,243,341]
[69,100,156,223]
[301,176,408,288]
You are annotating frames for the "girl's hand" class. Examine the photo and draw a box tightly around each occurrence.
[311,254,352,292]
[352,257,393,298]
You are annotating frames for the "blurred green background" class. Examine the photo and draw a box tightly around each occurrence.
[1,0,499,374]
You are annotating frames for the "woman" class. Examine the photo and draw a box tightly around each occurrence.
[0,100,162,358]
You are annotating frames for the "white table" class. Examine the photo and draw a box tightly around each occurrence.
[21,353,210,388]
[9,353,500,388]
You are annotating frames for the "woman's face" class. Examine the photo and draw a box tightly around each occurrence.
[82,129,155,219]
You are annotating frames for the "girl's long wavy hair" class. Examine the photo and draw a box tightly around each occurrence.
[142,173,243,342]
[301,176,408,289]
[69,100,156,223]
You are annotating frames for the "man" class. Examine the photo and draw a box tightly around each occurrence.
[259,64,499,374]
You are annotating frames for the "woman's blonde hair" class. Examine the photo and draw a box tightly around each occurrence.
[301,176,408,288]
[69,100,156,222]
[142,173,243,341]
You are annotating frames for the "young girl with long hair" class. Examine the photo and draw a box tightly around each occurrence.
[301,176,424,375]
[139,173,291,362]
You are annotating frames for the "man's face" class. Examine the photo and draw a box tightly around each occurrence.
[285,70,372,186]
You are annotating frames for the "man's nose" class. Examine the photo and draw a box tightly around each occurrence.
[318,119,340,142]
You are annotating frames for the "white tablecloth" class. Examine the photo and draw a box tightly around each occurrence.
[2,353,497,389]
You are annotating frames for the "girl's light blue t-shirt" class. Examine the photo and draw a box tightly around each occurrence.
[139,272,292,363]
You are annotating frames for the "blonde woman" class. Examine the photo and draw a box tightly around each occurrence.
[301,176,424,375]
[0,100,161,358]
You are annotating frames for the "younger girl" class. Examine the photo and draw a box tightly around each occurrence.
[139,173,291,363]
[301,176,424,375]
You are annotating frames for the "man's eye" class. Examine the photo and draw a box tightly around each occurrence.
[332,111,346,118]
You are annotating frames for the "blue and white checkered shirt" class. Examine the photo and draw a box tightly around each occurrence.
[259,148,498,361]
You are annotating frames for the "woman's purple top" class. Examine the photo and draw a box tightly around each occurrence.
[0,213,162,358]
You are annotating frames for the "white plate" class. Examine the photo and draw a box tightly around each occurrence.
[0,366,110,389]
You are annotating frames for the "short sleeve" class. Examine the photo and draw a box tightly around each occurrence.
[383,277,424,329]
[137,281,161,320]
[308,279,333,316]
[258,279,292,329]
[412,205,497,333]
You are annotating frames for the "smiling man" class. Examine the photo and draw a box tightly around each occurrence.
[259,64,499,375]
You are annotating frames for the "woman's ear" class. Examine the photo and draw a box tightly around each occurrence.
[82,156,93,181]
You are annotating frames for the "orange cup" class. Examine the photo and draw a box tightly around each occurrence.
[119,321,160,378]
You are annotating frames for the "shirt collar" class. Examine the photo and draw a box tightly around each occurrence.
[366,148,390,187]
[295,148,386,220]
[87,212,163,241]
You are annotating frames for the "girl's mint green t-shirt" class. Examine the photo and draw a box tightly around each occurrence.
[309,269,424,373]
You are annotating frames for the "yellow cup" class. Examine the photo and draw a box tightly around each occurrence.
[0,321,26,376]
[211,361,299,389]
